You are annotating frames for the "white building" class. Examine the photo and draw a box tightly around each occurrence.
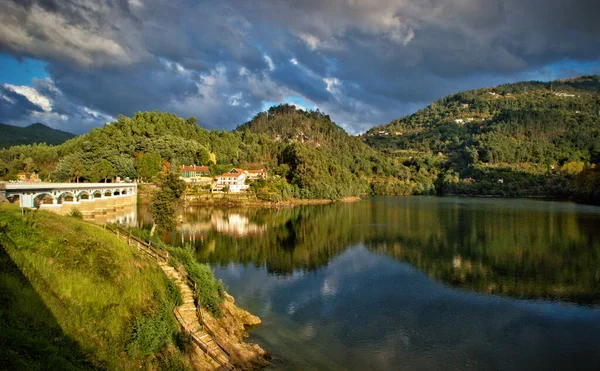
[211,168,249,193]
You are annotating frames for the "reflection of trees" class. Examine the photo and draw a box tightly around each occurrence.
[363,198,600,304]
[196,204,365,275]
[144,199,600,303]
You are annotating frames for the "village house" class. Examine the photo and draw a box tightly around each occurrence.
[211,168,249,193]
[180,165,210,183]
[16,172,41,182]
[246,168,268,180]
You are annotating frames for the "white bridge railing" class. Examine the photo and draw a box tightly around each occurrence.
[4,182,137,208]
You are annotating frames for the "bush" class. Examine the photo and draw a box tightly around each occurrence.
[166,246,225,317]
[68,207,83,219]
[127,305,178,357]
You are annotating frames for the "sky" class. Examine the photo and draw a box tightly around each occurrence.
[0,0,599,135]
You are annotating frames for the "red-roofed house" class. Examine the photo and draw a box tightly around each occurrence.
[180,165,210,183]
[246,168,268,180]
[211,168,249,193]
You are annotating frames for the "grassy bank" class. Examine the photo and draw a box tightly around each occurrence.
[122,227,226,318]
[0,204,191,370]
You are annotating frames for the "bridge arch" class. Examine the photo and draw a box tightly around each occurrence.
[113,189,121,196]
[77,190,92,200]
[56,191,76,203]
[33,192,56,206]
[92,190,103,198]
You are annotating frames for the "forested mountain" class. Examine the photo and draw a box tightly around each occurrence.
[0,123,75,148]
[0,108,428,199]
[364,75,600,200]
[1,76,599,202]
[238,105,434,197]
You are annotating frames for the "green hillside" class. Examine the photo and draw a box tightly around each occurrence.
[0,204,191,370]
[238,105,432,198]
[365,75,600,198]
[1,75,599,202]
[0,123,75,149]
[0,108,429,199]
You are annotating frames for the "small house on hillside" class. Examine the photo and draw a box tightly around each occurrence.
[212,168,249,193]
[16,172,41,182]
[180,165,210,183]
[246,168,268,180]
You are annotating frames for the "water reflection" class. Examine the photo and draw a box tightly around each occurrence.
[143,197,600,304]
[215,247,600,370]
[142,197,600,369]
[93,204,137,226]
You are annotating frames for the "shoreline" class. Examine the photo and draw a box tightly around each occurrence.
[106,223,269,370]
[137,185,362,208]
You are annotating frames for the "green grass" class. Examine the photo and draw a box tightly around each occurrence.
[0,204,191,370]
[125,227,226,317]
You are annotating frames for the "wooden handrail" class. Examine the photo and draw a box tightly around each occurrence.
[103,222,235,370]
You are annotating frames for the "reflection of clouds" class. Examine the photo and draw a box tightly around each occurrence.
[299,321,316,340]
[215,246,600,370]
[287,302,296,315]
[321,278,337,297]
[223,263,243,279]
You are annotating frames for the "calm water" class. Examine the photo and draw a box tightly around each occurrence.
[151,197,600,370]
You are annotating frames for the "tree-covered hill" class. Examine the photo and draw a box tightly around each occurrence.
[364,75,600,199]
[238,105,434,197]
[0,109,429,199]
[0,123,75,148]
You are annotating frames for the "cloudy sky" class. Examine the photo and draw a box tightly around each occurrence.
[1,0,599,134]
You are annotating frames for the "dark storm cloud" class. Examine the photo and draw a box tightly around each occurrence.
[0,0,599,133]
[0,85,45,121]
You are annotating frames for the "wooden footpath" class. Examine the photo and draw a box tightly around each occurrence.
[104,224,235,370]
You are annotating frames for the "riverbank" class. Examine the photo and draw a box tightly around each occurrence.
[0,204,268,370]
[138,183,361,208]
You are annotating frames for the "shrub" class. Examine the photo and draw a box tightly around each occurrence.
[68,207,83,219]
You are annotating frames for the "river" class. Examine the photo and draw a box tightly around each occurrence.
[141,197,600,370]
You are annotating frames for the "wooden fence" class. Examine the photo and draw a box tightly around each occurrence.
[103,223,234,370]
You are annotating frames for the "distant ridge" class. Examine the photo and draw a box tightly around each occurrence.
[0,122,75,148]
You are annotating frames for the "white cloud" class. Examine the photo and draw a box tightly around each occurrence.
[300,33,320,50]
[0,0,144,67]
[264,55,275,71]
[4,83,52,112]
[228,92,243,106]
[324,77,341,93]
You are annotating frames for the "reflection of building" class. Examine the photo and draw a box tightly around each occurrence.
[180,165,210,183]
[212,168,249,193]
[179,212,266,239]
[212,213,266,236]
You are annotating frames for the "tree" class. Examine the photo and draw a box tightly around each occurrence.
[150,171,186,233]
[135,152,162,181]
[90,159,116,182]
[70,157,86,183]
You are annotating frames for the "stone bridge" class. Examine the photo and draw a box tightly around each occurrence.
[3,182,137,208]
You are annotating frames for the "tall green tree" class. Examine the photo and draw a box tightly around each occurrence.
[150,171,186,233]
[90,159,115,182]
[135,152,162,181]
[70,157,86,183]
